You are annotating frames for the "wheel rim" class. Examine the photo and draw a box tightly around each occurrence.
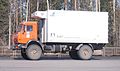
[82,49,89,56]
[30,49,38,55]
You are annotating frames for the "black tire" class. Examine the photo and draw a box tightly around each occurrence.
[26,44,42,60]
[21,48,29,60]
[69,50,79,60]
[77,45,93,60]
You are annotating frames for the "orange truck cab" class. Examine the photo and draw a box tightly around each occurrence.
[17,21,38,44]
[13,21,39,48]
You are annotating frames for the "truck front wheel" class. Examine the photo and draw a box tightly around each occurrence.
[26,44,42,60]
[77,45,93,60]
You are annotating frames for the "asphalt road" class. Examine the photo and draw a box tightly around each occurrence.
[0,56,120,71]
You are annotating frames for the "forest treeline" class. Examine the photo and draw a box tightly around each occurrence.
[0,0,120,47]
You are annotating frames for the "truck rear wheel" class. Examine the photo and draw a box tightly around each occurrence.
[21,48,29,60]
[77,45,93,60]
[69,50,79,60]
[26,44,42,60]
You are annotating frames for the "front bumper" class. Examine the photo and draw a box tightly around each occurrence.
[12,44,26,50]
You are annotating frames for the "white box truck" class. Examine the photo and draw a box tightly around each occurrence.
[13,10,108,60]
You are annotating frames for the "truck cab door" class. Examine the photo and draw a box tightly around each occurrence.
[18,25,28,43]
[18,25,34,43]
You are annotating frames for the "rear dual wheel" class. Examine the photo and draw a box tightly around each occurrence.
[69,45,93,60]
[77,45,93,60]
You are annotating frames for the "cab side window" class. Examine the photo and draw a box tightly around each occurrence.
[27,25,33,32]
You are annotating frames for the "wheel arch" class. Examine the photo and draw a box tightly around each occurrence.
[76,43,94,51]
[26,40,43,50]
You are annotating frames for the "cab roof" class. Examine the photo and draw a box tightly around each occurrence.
[20,21,37,25]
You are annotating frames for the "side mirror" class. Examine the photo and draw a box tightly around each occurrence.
[21,30,25,34]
